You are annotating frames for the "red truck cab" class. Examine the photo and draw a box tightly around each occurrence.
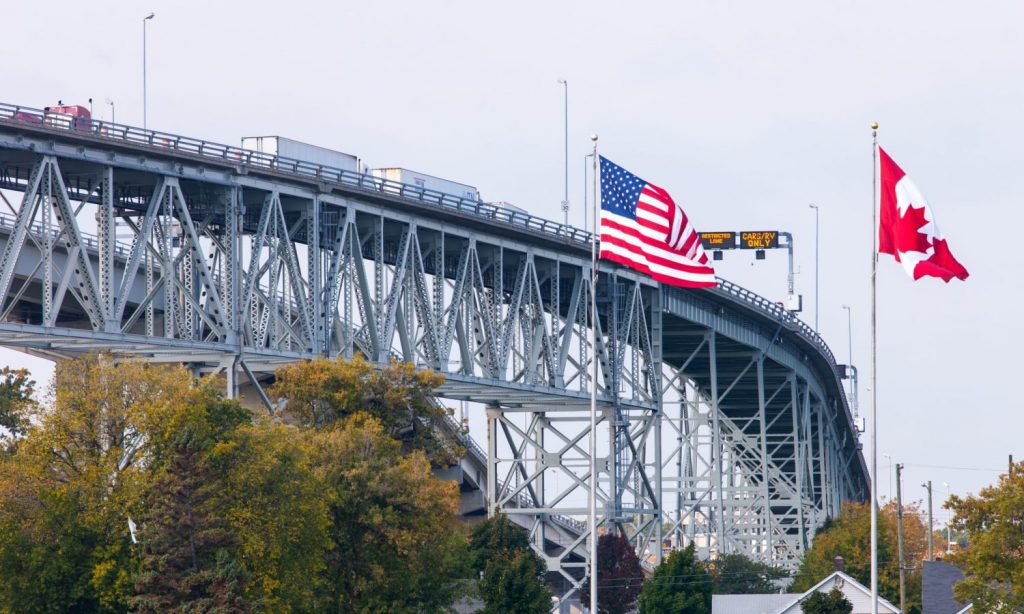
[43,104,92,132]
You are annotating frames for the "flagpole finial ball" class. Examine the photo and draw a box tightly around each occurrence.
[870,121,879,130]
[590,134,598,142]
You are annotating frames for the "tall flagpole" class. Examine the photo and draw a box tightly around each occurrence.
[589,134,600,612]
[870,121,879,614]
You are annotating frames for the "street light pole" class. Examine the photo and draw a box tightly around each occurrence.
[143,12,155,129]
[105,98,115,125]
[558,79,569,226]
[809,204,819,330]
[883,453,893,501]
[842,305,852,366]
[923,480,934,561]
[943,482,953,553]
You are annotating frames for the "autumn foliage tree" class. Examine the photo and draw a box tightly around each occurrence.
[0,353,471,612]
[310,412,467,612]
[792,501,927,614]
[271,356,461,464]
[946,461,1024,612]
[582,533,645,614]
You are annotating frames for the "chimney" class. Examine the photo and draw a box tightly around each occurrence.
[833,555,845,573]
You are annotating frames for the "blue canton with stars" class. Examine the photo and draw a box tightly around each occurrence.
[600,156,648,218]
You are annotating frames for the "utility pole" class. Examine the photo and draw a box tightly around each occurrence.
[923,480,934,561]
[896,463,906,613]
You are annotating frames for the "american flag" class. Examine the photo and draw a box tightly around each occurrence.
[599,156,716,288]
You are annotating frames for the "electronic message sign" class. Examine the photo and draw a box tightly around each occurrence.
[739,231,779,250]
[699,232,736,249]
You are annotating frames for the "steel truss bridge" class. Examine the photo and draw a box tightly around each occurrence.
[0,103,867,603]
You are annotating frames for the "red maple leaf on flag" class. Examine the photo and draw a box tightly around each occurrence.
[894,204,932,256]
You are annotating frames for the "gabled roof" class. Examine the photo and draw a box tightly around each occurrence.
[712,571,901,614]
[775,571,900,614]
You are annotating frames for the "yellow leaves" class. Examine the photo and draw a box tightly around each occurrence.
[270,356,462,465]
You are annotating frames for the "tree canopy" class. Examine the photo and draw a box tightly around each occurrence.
[637,543,710,614]
[270,356,461,465]
[791,501,926,613]
[946,461,1024,612]
[470,515,551,614]
[582,532,645,614]
[0,353,472,613]
[710,552,788,594]
[800,588,853,614]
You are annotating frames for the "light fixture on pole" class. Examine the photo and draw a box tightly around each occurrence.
[558,79,569,226]
[809,203,819,330]
[143,12,155,129]
[105,98,115,125]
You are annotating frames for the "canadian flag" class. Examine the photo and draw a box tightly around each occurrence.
[878,147,969,282]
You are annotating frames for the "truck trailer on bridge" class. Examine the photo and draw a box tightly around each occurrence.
[241,135,360,173]
[371,167,479,201]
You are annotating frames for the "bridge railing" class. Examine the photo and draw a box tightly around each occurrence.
[0,103,593,244]
[0,102,851,413]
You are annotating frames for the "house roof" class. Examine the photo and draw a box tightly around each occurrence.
[712,571,901,614]
[775,571,900,614]
[923,560,970,614]
[711,593,795,614]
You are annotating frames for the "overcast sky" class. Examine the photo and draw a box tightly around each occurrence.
[3,0,1022,518]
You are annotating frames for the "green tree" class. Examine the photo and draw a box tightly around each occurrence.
[711,552,788,593]
[480,549,551,614]
[271,356,461,464]
[638,543,710,614]
[310,412,467,612]
[583,533,645,614]
[131,431,252,613]
[470,514,551,614]
[946,461,1024,613]
[469,513,532,573]
[801,588,853,614]
[0,367,35,453]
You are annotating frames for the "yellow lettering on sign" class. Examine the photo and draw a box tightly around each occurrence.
[741,231,778,249]
[699,232,735,247]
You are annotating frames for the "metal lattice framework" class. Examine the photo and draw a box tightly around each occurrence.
[0,104,867,605]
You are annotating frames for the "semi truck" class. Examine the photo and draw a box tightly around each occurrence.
[240,136,360,173]
[371,167,479,202]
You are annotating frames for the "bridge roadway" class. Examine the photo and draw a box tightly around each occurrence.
[0,104,867,603]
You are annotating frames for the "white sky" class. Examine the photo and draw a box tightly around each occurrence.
[3,0,1022,518]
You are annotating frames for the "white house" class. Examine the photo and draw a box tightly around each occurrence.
[712,570,901,614]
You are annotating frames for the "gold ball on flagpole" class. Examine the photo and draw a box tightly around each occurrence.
[870,121,879,130]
